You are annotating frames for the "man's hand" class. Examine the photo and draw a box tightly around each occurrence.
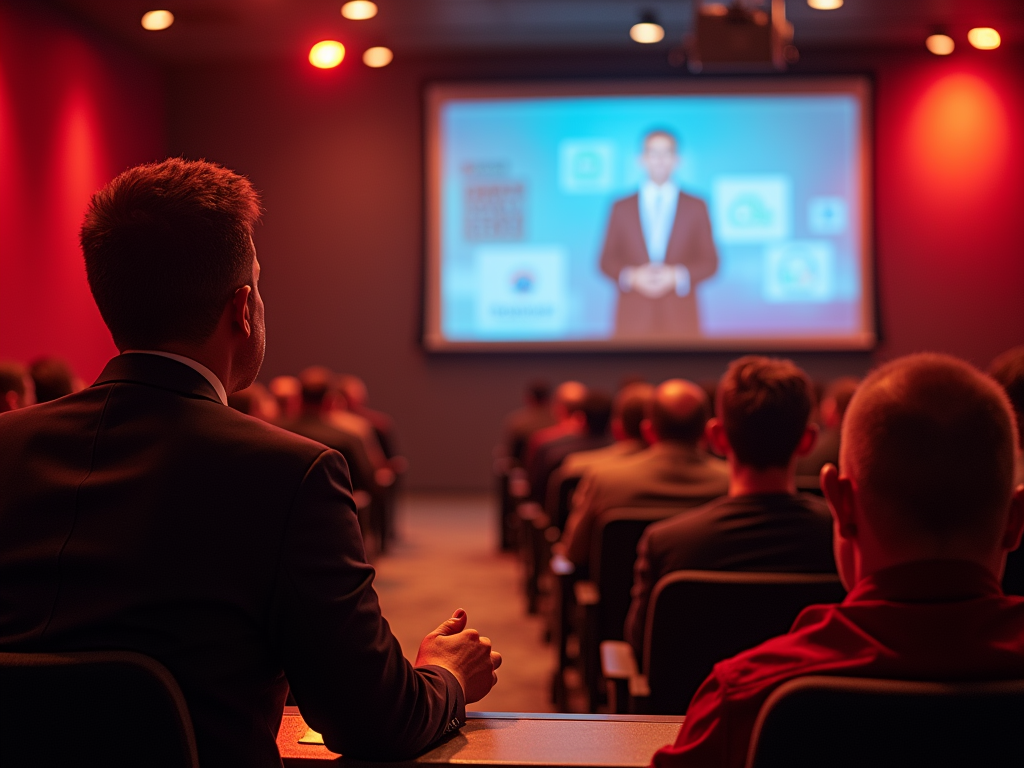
[625,264,678,299]
[415,609,502,703]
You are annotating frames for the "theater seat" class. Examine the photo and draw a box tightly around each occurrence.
[0,650,199,768]
[746,675,1024,768]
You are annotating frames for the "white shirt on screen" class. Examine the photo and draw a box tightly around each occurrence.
[639,180,679,264]
[123,350,228,406]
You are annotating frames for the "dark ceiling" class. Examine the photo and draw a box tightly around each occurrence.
[48,0,1024,62]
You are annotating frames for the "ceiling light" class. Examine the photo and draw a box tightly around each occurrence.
[926,34,955,56]
[342,1,378,21]
[630,13,665,44]
[967,27,1001,50]
[363,46,393,68]
[141,10,174,31]
[807,0,843,8]
[309,41,346,69]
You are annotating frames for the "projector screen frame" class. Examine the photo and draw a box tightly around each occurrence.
[423,76,876,354]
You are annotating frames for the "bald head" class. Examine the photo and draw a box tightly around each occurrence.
[842,353,1017,548]
[553,381,588,420]
[616,382,656,440]
[650,379,710,445]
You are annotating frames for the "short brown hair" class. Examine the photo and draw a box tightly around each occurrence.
[81,158,261,349]
[717,356,814,469]
[843,353,1016,543]
[0,362,27,399]
[989,346,1024,450]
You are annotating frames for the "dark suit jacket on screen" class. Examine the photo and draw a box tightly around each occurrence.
[0,353,463,768]
[599,191,719,339]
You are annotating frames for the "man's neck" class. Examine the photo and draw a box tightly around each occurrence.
[728,463,796,497]
[143,341,233,394]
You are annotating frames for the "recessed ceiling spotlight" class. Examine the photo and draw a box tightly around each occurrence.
[309,41,346,69]
[967,27,1001,50]
[363,46,394,68]
[630,12,665,44]
[342,1,378,21]
[141,10,174,31]
[807,0,843,9]
[925,33,955,56]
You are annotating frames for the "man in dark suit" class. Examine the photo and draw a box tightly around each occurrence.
[0,159,500,768]
[503,380,556,466]
[599,130,719,340]
[625,356,836,655]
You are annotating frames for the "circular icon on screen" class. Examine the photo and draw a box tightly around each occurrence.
[511,270,536,294]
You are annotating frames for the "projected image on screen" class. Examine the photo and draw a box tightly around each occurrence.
[424,79,874,351]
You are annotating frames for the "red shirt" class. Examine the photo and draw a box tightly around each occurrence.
[652,560,1024,768]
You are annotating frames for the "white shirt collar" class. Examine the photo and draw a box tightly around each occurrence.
[123,350,228,406]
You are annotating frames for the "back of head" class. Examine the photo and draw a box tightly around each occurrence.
[582,391,613,437]
[268,375,302,419]
[554,381,588,418]
[651,379,710,445]
[842,353,1017,548]
[298,366,333,409]
[989,345,1024,449]
[80,158,261,350]
[30,357,76,403]
[338,374,368,410]
[822,376,861,428]
[616,382,656,440]
[718,356,814,469]
[0,361,30,411]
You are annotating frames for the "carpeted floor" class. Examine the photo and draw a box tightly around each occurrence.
[371,492,556,713]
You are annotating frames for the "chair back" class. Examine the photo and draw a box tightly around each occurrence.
[0,650,200,768]
[746,675,1024,768]
[552,474,583,531]
[644,571,845,713]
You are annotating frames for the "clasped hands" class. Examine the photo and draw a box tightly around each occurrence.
[622,264,689,299]
[415,609,502,703]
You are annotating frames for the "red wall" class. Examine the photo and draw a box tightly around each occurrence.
[0,2,164,381]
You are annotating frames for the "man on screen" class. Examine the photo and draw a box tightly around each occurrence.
[599,130,718,339]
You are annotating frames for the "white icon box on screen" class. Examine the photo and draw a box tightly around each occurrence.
[808,197,848,235]
[558,140,615,194]
[475,245,568,334]
[763,241,836,303]
[712,176,791,243]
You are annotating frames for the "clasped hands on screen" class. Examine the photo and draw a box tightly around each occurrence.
[622,264,690,298]
[415,609,502,703]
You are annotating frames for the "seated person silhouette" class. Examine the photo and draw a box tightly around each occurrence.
[650,353,1024,768]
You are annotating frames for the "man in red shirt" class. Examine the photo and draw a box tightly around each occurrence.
[651,353,1024,768]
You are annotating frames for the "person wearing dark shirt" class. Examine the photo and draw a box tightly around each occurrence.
[626,356,834,655]
[650,353,1024,768]
[795,376,859,479]
[28,356,79,402]
[524,380,588,468]
[503,380,556,465]
[989,345,1024,595]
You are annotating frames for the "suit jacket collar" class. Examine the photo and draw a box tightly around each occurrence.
[94,353,223,405]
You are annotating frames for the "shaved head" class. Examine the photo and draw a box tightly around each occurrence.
[651,379,710,444]
[554,381,588,415]
[841,353,1017,547]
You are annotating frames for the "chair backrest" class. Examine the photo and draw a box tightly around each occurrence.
[644,570,846,713]
[0,650,200,768]
[552,474,583,531]
[590,505,706,644]
[746,675,1024,768]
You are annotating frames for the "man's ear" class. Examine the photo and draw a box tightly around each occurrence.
[705,417,729,458]
[232,285,253,338]
[640,418,657,446]
[1002,484,1024,553]
[821,463,857,539]
[2,391,18,412]
[794,423,819,458]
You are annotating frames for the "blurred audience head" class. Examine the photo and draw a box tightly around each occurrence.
[612,382,655,442]
[269,375,302,420]
[525,380,552,408]
[825,353,1022,583]
[711,356,816,470]
[227,382,278,422]
[29,357,77,403]
[989,345,1024,450]
[0,361,35,412]
[80,158,264,390]
[819,376,860,430]
[338,374,369,410]
[644,379,710,446]
[552,381,588,422]
[298,366,333,412]
[581,391,613,438]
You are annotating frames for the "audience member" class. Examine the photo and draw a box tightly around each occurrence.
[795,376,859,478]
[503,380,556,465]
[325,373,390,475]
[528,390,613,505]
[227,381,279,422]
[0,361,35,412]
[625,356,835,654]
[269,374,302,421]
[0,158,500,768]
[651,353,1024,768]
[28,356,79,402]
[559,379,729,569]
[524,380,589,468]
[338,374,398,459]
[989,345,1024,596]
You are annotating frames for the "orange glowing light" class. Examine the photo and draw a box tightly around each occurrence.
[925,34,955,56]
[630,22,665,44]
[342,1,378,20]
[967,27,1000,50]
[363,47,393,68]
[309,41,345,69]
[141,10,174,31]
